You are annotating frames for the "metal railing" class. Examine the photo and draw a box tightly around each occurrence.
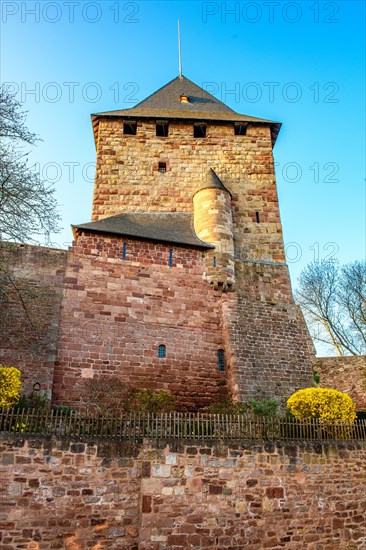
[1,408,365,442]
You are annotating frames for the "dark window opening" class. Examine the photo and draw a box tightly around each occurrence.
[158,162,167,173]
[156,121,169,137]
[194,123,207,138]
[234,123,247,136]
[123,121,137,135]
[122,243,127,260]
[255,211,260,223]
[169,249,173,267]
[213,256,217,267]
[217,349,225,372]
[158,344,166,358]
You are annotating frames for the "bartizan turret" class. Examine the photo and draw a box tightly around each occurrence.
[193,169,235,290]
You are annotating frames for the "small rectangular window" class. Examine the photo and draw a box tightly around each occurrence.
[217,349,225,372]
[255,211,260,223]
[194,123,206,138]
[234,123,247,136]
[158,162,167,173]
[169,249,173,267]
[156,121,169,137]
[123,121,137,135]
[122,243,127,260]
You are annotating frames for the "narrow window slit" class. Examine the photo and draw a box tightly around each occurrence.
[255,212,260,223]
[169,249,173,267]
[122,243,127,260]
[217,349,225,372]
[213,256,217,267]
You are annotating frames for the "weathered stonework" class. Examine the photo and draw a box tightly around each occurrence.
[313,356,366,410]
[53,233,227,411]
[93,120,285,266]
[0,244,67,397]
[1,436,366,549]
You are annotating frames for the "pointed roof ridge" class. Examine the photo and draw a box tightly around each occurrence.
[134,74,237,114]
[194,168,232,197]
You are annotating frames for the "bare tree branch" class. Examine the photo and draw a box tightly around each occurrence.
[295,260,366,356]
[0,86,61,243]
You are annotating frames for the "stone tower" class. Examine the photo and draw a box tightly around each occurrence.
[53,75,314,409]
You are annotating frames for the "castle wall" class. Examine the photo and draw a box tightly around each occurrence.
[313,356,366,410]
[93,119,285,265]
[0,244,67,398]
[53,232,227,411]
[2,435,366,549]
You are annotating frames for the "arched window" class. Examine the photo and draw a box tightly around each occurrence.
[217,349,225,372]
[158,344,166,358]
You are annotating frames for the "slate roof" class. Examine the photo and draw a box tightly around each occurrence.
[196,168,231,196]
[72,212,214,249]
[92,75,281,145]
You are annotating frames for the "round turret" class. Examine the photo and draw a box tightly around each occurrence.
[193,169,235,290]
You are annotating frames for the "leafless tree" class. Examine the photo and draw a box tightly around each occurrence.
[296,260,366,355]
[0,86,60,243]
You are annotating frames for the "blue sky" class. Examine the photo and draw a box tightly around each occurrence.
[1,0,365,288]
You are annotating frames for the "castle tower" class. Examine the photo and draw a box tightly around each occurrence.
[52,75,314,409]
[193,169,235,290]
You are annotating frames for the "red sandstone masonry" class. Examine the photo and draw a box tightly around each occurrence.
[0,244,67,397]
[53,232,227,410]
[1,436,366,549]
[313,356,366,410]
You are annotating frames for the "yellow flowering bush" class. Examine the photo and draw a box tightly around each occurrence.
[0,366,22,408]
[287,388,356,423]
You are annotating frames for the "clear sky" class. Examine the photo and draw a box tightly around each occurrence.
[1,0,365,290]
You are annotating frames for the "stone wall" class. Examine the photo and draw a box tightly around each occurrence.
[53,232,227,411]
[93,119,286,265]
[0,244,67,397]
[222,292,315,402]
[313,356,366,410]
[1,435,366,549]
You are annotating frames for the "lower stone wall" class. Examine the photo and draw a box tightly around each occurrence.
[0,244,67,398]
[313,356,366,410]
[1,435,365,549]
[223,292,315,402]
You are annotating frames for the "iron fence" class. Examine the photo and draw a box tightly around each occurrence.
[1,408,365,442]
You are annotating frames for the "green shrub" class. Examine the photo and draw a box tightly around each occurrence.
[15,391,50,411]
[124,388,175,414]
[0,366,21,408]
[208,396,249,415]
[208,396,279,417]
[247,398,279,418]
[287,388,356,423]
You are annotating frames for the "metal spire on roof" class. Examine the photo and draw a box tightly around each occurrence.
[178,20,183,78]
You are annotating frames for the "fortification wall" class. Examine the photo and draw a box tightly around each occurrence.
[0,243,67,397]
[313,356,366,410]
[53,232,227,411]
[222,291,315,402]
[1,436,365,549]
